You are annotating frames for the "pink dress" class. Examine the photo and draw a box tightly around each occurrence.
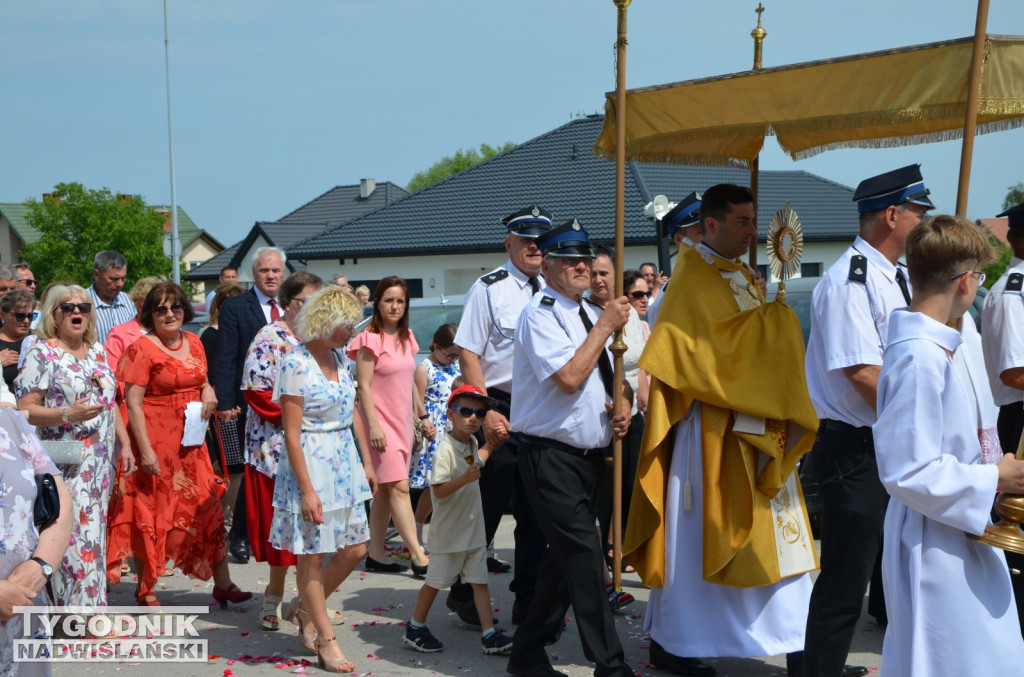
[347,330,418,484]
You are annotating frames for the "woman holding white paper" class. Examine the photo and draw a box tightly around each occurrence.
[105,283,250,608]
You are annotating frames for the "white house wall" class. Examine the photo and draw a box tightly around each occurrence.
[299,240,851,297]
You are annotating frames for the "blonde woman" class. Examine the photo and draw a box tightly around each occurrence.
[270,286,376,672]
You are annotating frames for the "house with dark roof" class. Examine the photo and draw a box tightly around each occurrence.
[0,199,222,272]
[188,180,409,290]
[285,115,860,297]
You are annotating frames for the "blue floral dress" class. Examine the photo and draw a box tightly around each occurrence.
[410,358,460,489]
[269,345,372,554]
[0,408,59,677]
[15,340,117,608]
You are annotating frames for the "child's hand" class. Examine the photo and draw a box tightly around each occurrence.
[996,453,1024,494]
[462,462,481,484]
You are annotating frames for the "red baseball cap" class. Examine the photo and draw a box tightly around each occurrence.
[448,384,490,409]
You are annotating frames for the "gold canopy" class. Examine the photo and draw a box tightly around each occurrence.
[593,35,1024,168]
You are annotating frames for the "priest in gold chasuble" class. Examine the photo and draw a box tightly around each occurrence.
[624,184,819,667]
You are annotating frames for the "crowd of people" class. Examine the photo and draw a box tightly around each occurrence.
[5,167,1024,677]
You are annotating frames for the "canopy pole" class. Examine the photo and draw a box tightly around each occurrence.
[610,0,631,593]
[748,3,767,268]
[955,0,990,216]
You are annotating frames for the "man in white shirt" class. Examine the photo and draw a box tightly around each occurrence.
[87,250,135,343]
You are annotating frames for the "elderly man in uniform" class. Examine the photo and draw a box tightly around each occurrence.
[647,192,702,327]
[507,218,633,677]
[450,205,552,626]
[981,200,1024,632]
[801,165,934,677]
[626,184,819,677]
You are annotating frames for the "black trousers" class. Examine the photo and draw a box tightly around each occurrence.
[802,421,889,677]
[510,437,632,677]
[594,412,643,548]
[996,403,1024,638]
[451,391,546,609]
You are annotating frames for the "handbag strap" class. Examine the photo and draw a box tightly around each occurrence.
[212,417,231,484]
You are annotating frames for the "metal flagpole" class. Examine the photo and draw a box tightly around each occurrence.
[164,0,181,285]
[748,3,767,269]
[610,0,631,592]
[955,0,990,216]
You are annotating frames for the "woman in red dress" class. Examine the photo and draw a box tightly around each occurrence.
[105,283,251,607]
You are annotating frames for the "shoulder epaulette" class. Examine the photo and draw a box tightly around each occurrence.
[480,269,509,286]
[540,296,555,306]
[1007,272,1024,293]
[848,255,867,283]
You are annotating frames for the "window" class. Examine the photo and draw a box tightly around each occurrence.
[801,262,822,278]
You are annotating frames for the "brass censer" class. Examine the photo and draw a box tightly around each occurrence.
[971,435,1024,554]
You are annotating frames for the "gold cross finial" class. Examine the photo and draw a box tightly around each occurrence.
[755,2,765,27]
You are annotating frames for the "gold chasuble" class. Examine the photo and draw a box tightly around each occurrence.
[623,246,819,589]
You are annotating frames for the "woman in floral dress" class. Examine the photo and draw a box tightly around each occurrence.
[16,284,133,610]
[0,407,73,677]
[241,271,323,630]
[411,323,460,539]
[270,286,376,672]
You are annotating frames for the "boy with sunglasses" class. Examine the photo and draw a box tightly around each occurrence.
[403,384,513,655]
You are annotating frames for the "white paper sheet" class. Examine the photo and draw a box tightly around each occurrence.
[182,401,208,447]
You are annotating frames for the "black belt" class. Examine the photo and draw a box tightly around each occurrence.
[820,418,873,441]
[518,433,597,457]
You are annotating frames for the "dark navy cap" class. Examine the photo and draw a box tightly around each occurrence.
[536,218,594,258]
[853,164,935,214]
[661,192,702,237]
[501,205,553,238]
[998,202,1024,230]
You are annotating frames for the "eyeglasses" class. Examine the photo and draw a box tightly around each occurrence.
[10,312,31,322]
[630,290,652,300]
[950,270,986,285]
[153,304,185,317]
[290,296,310,307]
[58,302,92,315]
[443,351,461,360]
[451,406,487,419]
[20,279,36,287]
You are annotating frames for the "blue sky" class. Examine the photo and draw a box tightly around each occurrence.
[1,1,1021,246]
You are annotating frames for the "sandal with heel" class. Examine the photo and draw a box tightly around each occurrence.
[294,607,318,655]
[261,591,282,631]
[283,597,344,626]
[316,636,355,673]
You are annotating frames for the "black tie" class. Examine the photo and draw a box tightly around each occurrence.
[578,304,614,398]
[528,276,540,296]
[895,268,911,305]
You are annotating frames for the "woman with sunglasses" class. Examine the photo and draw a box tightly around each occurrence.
[0,289,36,393]
[624,269,652,323]
[16,284,134,615]
[105,283,251,608]
[410,323,461,547]
[348,276,433,576]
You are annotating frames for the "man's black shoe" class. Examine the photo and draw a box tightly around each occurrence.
[227,536,250,564]
[785,652,868,677]
[445,592,496,628]
[506,660,568,676]
[649,639,715,676]
[487,556,512,573]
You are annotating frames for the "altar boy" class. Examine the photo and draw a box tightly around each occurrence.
[873,214,1024,676]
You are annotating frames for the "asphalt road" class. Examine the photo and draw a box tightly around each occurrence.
[49,519,883,676]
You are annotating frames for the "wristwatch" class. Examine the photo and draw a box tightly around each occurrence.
[61,407,69,423]
[30,556,53,580]
[418,414,430,420]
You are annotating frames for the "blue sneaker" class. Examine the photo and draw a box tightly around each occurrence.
[481,628,513,654]
[403,622,443,653]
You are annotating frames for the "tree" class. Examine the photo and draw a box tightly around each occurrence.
[406,141,517,192]
[1005,182,1024,210]
[21,182,173,290]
